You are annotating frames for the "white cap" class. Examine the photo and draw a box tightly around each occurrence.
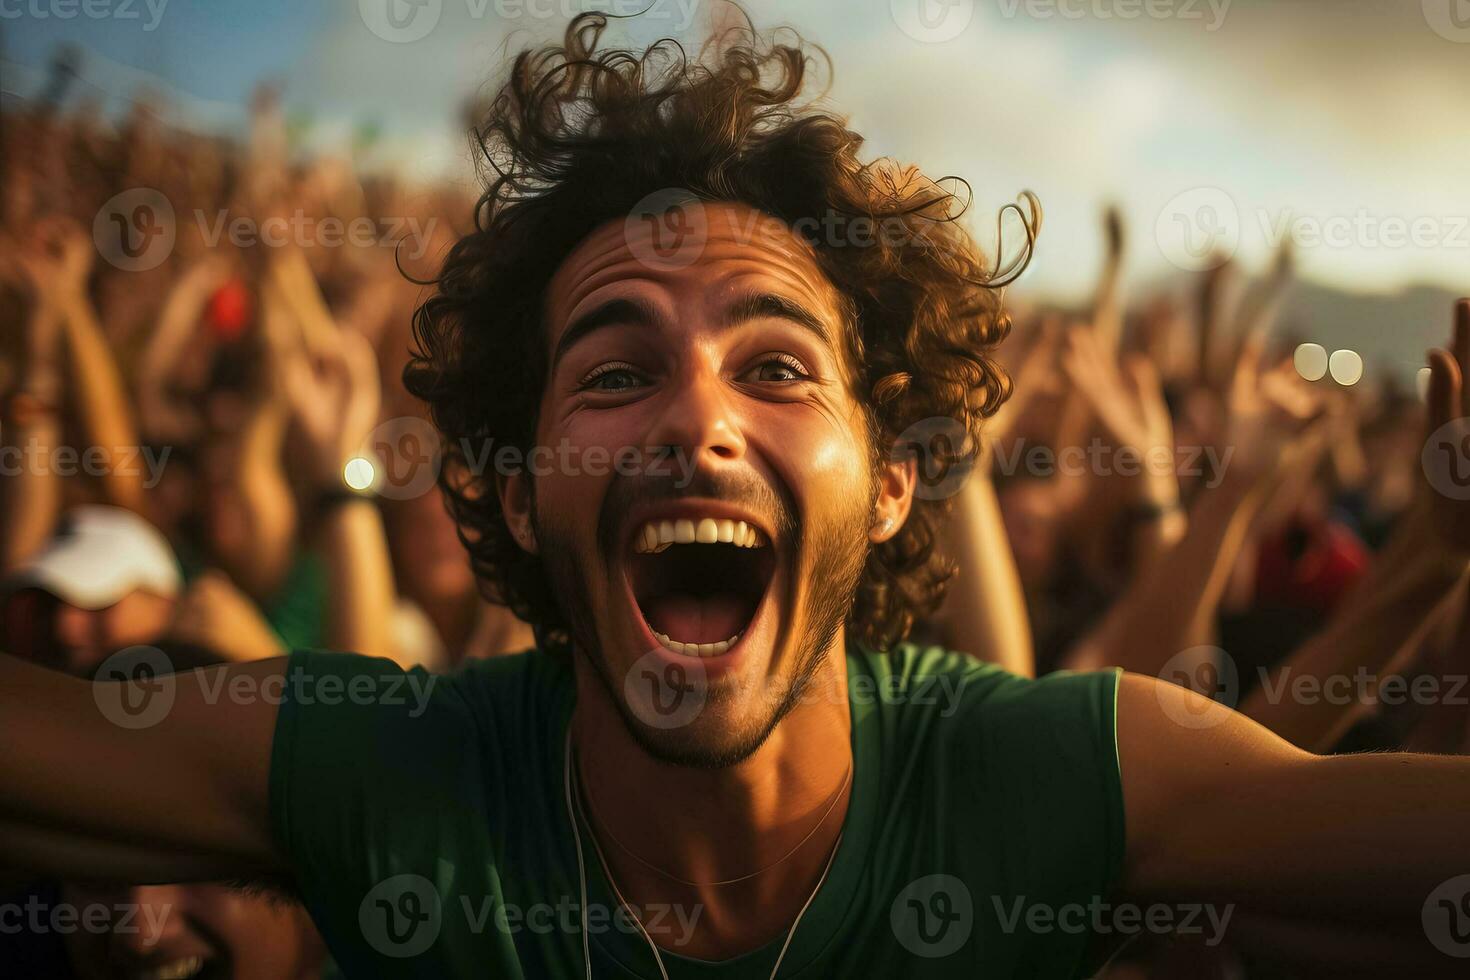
[7,506,181,609]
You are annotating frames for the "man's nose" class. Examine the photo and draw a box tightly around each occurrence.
[644,362,747,469]
[116,885,188,955]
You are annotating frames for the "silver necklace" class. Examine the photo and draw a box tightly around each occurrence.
[563,728,844,980]
[583,753,852,888]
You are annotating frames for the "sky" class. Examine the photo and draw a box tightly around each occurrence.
[3,0,1469,307]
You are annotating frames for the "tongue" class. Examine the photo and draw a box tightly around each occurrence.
[643,592,752,644]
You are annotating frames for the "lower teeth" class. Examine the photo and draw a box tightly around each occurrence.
[652,630,741,658]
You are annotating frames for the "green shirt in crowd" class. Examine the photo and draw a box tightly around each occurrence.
[270,645,1125,978]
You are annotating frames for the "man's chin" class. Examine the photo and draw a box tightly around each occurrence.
[614,693,784,770]
[601,634,837,770]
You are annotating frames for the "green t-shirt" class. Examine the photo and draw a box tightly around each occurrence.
[270,645,1125,978]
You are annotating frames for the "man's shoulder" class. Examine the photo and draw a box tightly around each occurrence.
[275,646,571,762]
[449,645,571,701]
[852,641,1118,709]
[851,642,1122,751]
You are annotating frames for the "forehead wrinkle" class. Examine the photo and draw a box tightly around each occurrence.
[544,204,849,359]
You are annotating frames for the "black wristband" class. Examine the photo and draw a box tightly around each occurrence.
[310,486,374,520]
[1123,499,1183,525]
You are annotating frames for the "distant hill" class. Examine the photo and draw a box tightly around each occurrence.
[1275,280,1458,385]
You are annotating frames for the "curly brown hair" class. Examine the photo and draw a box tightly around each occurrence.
[404,12,1038,653]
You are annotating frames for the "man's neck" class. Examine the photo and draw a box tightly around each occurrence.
[571,638,854,959]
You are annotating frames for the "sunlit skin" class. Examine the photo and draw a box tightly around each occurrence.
[497,203,915,957]
[53,590,176,676]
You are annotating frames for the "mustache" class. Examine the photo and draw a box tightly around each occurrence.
[597,465,797,556]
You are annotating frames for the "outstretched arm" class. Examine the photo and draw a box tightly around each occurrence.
[1119,671,1470,926]
[0,652,285,883]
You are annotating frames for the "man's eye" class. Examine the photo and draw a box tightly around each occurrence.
[742,357,810,384]
[582,365,645,392]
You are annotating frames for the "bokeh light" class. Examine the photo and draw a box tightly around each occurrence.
[343,456,377,493]
[1293,343,1328,382]
[1328,349,1363,387]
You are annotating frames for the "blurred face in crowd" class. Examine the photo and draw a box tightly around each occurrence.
[46,589,175,675]
[61,882,322,980]
[999,480,1061,590]
[513,203,904,767]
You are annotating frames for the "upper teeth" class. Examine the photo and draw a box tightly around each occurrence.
[634,518,767,554]
[139,958,205,980]
[653,630,741,657]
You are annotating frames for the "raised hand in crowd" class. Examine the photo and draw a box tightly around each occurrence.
[1064,321,1325,676]
[1240,302,1470,749]
[1061,320,1185,573]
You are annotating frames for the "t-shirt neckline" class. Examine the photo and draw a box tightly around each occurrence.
[555,650,882,979]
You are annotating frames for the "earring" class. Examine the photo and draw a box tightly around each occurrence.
[876,517,894,537]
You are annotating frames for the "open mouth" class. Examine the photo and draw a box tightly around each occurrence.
[126,955,222,980]
[627,516,776,657]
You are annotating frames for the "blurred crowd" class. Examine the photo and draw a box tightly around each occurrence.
[1,59,1464,979]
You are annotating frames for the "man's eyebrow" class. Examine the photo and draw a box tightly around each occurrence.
[551,297,662,369]
[721,292,833,349]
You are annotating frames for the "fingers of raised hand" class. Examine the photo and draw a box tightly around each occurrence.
[1426,348,1461,434]
[1453,299,1470,417]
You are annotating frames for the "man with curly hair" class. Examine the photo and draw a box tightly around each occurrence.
[7,14,1470,978]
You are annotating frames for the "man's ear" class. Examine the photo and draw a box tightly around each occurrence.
[870,456,917,543]
[497,470,539,554]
